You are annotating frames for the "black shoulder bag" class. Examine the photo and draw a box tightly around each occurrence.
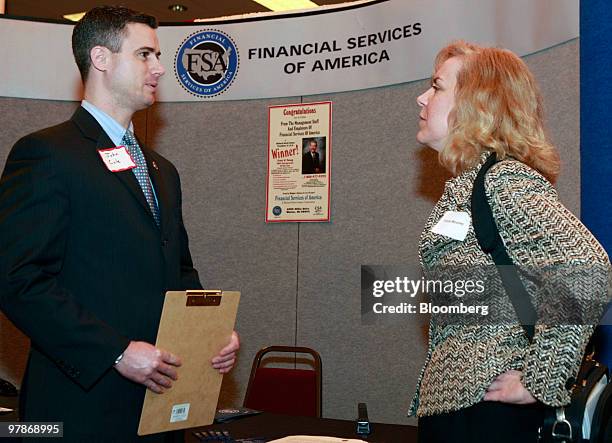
[471,152,611,443]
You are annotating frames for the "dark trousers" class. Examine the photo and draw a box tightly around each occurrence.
[418,401,545,443]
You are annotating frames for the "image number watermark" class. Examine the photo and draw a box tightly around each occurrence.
[175,30,239,97]
[0,422,63,438]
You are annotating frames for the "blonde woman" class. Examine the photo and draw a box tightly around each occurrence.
[409,41,610,442]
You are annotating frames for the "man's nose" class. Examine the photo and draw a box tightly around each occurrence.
[153,58,165,77]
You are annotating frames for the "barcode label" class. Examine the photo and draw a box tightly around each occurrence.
[170,403,190,423]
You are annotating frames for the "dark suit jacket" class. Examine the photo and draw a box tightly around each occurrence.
[302,151,324,174]
[0,107,202,442]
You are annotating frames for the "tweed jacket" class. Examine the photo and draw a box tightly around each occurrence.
[409,155,611,418]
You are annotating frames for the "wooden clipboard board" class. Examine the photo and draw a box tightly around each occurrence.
[138,290,240,436]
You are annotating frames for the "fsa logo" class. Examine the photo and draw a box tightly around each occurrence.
[175,29,239,98]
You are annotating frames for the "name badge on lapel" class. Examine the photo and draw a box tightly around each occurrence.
[98,146,137,172]
[431,211,471,241]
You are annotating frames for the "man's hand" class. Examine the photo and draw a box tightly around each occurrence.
[484,370,537,404]
[114,341,181,394]
[211,331,240,374]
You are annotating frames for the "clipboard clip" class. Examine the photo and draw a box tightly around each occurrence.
[186,290,222,307]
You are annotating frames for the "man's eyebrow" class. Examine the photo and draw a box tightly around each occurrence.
[136,46,161,56]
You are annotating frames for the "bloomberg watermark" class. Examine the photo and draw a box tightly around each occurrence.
[361,264,611,326]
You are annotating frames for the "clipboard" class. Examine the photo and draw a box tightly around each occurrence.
[138,290,240,436]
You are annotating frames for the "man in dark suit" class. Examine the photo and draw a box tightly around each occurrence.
[302,139,325,174]
[0,6,239,442]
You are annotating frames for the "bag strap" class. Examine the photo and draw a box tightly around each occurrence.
[471,152,537,341]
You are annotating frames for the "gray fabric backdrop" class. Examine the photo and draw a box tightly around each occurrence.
[0,39,578,425]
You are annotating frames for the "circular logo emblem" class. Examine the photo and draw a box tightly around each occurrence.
[272,206,282,216]
[175,29,239,98]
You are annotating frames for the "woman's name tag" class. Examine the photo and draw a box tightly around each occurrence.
[431,211,471,241]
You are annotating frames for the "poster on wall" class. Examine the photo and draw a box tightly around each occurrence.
[266,102,332,223]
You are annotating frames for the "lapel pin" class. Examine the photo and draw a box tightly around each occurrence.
[152,161,159,170]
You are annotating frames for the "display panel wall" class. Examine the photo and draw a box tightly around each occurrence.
[0,39,579,425]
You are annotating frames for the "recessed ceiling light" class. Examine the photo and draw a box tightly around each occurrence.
[63,12,86,22]
[252,0,319,12]
[168,4,188,12]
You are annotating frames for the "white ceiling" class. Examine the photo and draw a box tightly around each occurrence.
[5,0,363,22]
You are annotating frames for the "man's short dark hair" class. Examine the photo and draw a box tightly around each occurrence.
[72,6,158,81]
[310,140,318,146]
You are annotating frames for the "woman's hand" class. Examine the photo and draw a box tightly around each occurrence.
[484,370,537,404]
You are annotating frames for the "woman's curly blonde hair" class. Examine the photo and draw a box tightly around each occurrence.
[435,41,560,182]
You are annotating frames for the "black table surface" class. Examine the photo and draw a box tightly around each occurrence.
[187,413,418,443]
[2,397,418,442]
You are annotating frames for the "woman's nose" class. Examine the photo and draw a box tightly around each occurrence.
[417,88,432,107]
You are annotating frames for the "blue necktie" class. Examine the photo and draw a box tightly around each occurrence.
[121,131,160,226]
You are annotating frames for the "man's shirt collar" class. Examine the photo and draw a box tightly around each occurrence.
[81,100,135,147]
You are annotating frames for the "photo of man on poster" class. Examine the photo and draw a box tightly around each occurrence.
[302,137,326,174]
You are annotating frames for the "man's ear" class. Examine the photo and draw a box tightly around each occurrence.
[90,46,111,72]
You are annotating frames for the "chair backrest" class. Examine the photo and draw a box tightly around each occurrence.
[243,346,322,417]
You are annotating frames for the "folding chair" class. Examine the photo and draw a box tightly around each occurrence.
[243,346,322,417]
